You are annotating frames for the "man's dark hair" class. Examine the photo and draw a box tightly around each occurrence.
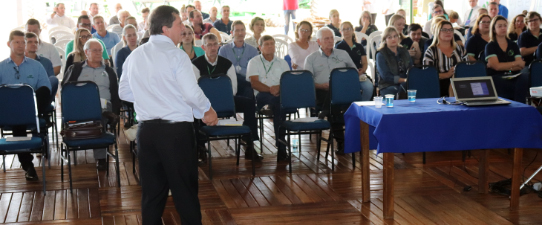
[77,15,90,24]
[408,23,422,33]
[25,32,38,40]
[26,18,41,29]
[9,30,25,42]
[141,7,150,14]
[149,5,179,35]
[189,9,201,19]
[186,5,195,10]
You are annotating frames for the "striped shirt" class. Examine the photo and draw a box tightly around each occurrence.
[423,44,466,73]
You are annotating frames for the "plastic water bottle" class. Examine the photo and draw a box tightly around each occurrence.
[292,138,299,153]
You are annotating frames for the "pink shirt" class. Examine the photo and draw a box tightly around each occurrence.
[283,0,298,10]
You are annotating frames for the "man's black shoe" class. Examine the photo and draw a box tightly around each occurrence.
[245,146,263,161]
[335,142,345,155]
[25,166,39,181]
[277,154,291,162]
[198,146,208,164]
[97,159,107,171]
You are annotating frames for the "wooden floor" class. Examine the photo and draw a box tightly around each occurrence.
[2,109,542,224]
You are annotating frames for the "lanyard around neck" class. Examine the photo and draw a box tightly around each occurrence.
[260,55,275,76]
[232,44,245,63]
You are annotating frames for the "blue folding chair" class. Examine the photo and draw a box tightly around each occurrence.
[406,66,441,98]
[325,67,363,170]
[279,70,332,173]
[39,76,59,168]
[530,60,542,87]
[61,81,120,192]
[284,54,292,70]
[455,61,487,78]
[198,75,254,179]
[0,84,47,194]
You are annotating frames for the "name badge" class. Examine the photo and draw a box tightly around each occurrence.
[235,65,242,73]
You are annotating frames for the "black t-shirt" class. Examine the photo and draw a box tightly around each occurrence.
[355,25,378,46]
[465,34,489,60]
[326,23,342,37]
[485,39,522,76]
[518,29,542,64]
[401,37,427,63]
[335,39,367,69]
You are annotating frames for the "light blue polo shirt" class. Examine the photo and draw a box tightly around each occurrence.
[92,31,120,56]
[33,55,55,77]
[0,56,51,92]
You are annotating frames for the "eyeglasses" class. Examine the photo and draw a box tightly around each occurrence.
[88,49,102,54]
[79,35,92,40]
[528,18,540,23]
[13,67,20,79]
[440,28,454,33]
[181,32,194,36]
[299,29,310,33]
[341,28,353,32]
[386,34,399,40]
[434,10,443,14]
[480,21,491,25]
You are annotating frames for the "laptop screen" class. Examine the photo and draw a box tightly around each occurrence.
[452,77,497,101]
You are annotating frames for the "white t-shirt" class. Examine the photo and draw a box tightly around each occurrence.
[46,14,76,29]
[287,41,319,70]
[246,54,291,89]
[37,42,62,68]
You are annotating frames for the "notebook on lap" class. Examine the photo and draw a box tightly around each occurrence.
[450,77,511,106]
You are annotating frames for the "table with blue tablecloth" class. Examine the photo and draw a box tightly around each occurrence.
[343,98,542,219]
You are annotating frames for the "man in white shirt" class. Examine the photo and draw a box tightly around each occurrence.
[110,10,131,37]
[247,35,291,161]
[203,7,218,24]
[463,0,481,27]
[119,5,217,225]
[88,3,99,23]
[46,3,76,29]
[26,19,62,75]
[138,7,150,32]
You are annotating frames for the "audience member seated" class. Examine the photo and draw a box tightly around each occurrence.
[465,9,489,40]
[62,39,120,170]
[288,21,319,70]
[424,21,466,97]
[486,16,529,102]
[111,16,139,62]
[109,3,123,25]
[46,3,75,29]
[508,14,526,41]
[213,6,233,34]
[190,10,221,42]
[395,9,409,35]
[194,1,209,19]
[0,30,51,181]
[424,3,445,37]
[518,11,542,66]
[24,32,54,77]
[336,21,374,101]
[423,16,464,54]
[389,14,407,42]
[138,7,150,32]
[66,28,102,73]
[92,16,121,58]
[180,25,205,61]
[376,27,412,97]
[304,27,362,154]
[487,3,499,21]
[355,10,378,46]
[246,35,291,161]
[192,33,259,161]
[245,17,265,49]
[110,10,131,38]
[115,25,139,79]
[325,9,342,37]
[25,19,62,75]
[491,0,508,18]
[180,5,188,23]
[463,0,482,27]
[401,23,428,66]
[203,7,218,24]
[65,16,109,63]
[88,3,99,24]
[448,10,462,27]
[466,14,491,61]
[184,5,196,25]
[217,21,260,155]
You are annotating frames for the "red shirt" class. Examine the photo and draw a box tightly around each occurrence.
[283,0,298,10]
[193,23,214,40]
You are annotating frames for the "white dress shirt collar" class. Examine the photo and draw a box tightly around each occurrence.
[204,54,219,66]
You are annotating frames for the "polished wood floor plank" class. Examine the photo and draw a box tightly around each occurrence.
[41,191,55,221]
[17,192,34,222]
[5,192,22,223]
[28,191,44,222]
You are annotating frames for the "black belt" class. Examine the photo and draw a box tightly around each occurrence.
[140,119,186,124]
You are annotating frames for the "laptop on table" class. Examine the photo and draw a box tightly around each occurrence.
[450,77,511,106]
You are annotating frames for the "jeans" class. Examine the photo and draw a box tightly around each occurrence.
[360,80,374,101]
[379,83,406,97]
[284,10,296,35]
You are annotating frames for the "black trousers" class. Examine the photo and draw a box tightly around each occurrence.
[137,121,202,225]
[315,89,344,143]
[16,86,51,171]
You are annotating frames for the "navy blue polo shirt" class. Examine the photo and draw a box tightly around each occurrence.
[465,34,488,60]
[518,29,542,64]
[335,39,366,69]
[213,19,233,34]
[33,55,55,77]
[485,39,522,76]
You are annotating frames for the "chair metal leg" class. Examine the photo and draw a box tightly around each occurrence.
[67,149,73,193]
[2,155,5,172]
[115,144,120,187]
[73,151,77,165]
[42,153,46,194]
[423,152,426,164]
[236,137,240,166]
[131,141,136,174]
[325,132,331,159]
[316,132,321,163]
[330,132,335,171]
[61,144,64,182]
[288,132,292,174]
[259,116,263,153]
[298,133,302,155]
[352,152,356,170]
[208,140,213,180]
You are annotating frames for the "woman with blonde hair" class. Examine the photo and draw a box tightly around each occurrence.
[65,28,91,73]
[376,27,412,96]
[423,20,466,97]
[389,14,407,40]
[325,9,341,37]
[507,14,526,41]
[115,25,139,78]
[179,25,205,60]
[288,21,319,70]
[423,16,463,54]
[245,17,265,48]
[465,14,491,61]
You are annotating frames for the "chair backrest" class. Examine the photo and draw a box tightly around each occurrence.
[61,81,103,123]
[455,61,487,78]
[354,31,370,45]
[0,84,39,129]
[530,60,542,87]
[406,66,441,98]
[219,31,232,43]
[49,76,59,102]
[280,70,316,111]
[49,30,74,40]
[274,39,288,59]
[54,39,71,51]
[330,67,362,105]
[478,50,485,62]
[198,75,235,118]
[454,29,466,43]
[106,24,116,33]
[195,39,203,47]
[272,34,294,44]
[48,26,73,35]
[284,55,292,70]
[334,36,343,43]
[368,33,382,63]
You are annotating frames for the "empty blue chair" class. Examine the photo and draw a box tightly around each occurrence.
[0,84,47,194]
[406,66,441,98]
[279,70,332,173]
[198,75,254,179]
[61,81,120,192]
[455,61,487,78]
[530,60,542,87]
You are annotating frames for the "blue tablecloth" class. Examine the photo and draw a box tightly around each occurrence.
[344,98,542,154]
